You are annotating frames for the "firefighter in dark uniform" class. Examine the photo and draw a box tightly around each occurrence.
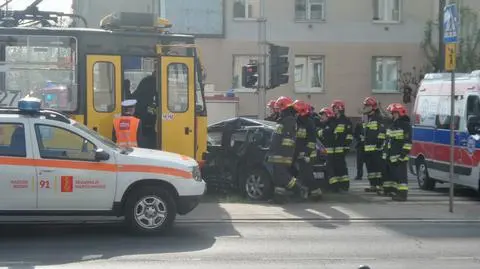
[292,100,323,199]
[362,97,387,193]
[383,103,412,201]
[330,100,353,191]
[265,99,279,121]
[266,96,298,202]
[132,71,157,149]
[317,107,338,191]
[353,116,367,180]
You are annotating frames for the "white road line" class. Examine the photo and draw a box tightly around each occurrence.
[305,209,332,219]
[81,254,103,261]
[330,205,365,219]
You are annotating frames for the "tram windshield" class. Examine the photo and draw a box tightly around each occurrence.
[0,35,77,111]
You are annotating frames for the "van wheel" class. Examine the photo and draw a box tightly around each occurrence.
[416,159,435,190]
[124,187,176,235]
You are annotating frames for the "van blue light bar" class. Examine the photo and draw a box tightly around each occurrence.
[18,97,41,112]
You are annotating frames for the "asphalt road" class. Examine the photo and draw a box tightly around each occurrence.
[0,220,480,269]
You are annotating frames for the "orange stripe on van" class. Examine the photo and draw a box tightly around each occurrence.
[0,157,192,179]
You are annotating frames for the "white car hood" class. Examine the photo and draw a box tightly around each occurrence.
[118,148,198,169]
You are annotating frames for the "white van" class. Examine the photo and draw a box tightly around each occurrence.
[409,71,480,193]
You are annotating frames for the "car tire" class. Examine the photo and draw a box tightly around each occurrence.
[124,186,177,235]
[240,168,273,201]
[416,159,435,191]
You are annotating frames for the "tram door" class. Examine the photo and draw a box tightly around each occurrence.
[157,56,196,157]
[86,55,122,138]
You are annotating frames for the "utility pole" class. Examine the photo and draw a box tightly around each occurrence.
[257,0,267,120]
[438,0,446,72]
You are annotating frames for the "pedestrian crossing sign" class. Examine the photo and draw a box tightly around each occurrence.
[443,4,458,43]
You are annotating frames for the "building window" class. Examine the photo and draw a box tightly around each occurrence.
[373,0,401,22]
[233,0,260,19]
[294,56,324,93]
[232,55,258,90]
[295,0,325,21]
[372,57,401,92]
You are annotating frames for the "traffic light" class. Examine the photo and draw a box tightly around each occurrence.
[242,64,258,88]
[269,44,289,89]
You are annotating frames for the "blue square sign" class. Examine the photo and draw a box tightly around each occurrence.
[443,4,459,43]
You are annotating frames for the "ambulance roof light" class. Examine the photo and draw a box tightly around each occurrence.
[18,97,41,113]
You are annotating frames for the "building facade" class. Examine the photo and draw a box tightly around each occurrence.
[72,0,474,117]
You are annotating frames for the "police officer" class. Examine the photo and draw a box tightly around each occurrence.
[112,100,144,148]
[292,100,322,199]
[132,70,157,149]
[317,107,337,191]
[331,100,353,191]
[384,103,412,201]
[266,96,298,203]
[362,97,386,193]
[265,99,279,121]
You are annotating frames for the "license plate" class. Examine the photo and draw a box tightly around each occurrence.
[313,172,323,179]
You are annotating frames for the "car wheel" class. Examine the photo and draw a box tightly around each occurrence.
[124,187,176,235]
[241,168,273,201]
[416,159,435,191]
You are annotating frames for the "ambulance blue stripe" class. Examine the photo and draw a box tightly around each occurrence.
[412,126,480,148]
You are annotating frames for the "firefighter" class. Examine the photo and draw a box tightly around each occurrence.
[353,115,367,180]
[330,100,353,191]
[292,100,323,199]
[112,99,144,148]
[383,103,412,201]
[317,107,336,191]
[362,97,387,193]
[265,99,279,121]
[132,70,157,149]
[266,96,298,203]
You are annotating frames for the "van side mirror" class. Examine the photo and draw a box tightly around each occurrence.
[94,148,110,161]
[467,116,480,134]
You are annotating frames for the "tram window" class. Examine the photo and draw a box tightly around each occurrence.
[167,63,189,113]
[0,35,77,111]
[195,66,205,112]
[93,62,115,113]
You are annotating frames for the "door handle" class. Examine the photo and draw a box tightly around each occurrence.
[184,127,192,135]
[39,169,55,173]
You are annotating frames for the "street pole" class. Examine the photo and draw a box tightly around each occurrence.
[449,67,455,213]
[438,0,446,72]
[257,0,267,120]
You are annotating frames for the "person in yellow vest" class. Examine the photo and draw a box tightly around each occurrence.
[112,99,144,148]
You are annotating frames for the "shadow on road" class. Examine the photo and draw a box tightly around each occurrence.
[0,204,239,268]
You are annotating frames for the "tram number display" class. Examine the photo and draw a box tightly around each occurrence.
[0,91,20,107]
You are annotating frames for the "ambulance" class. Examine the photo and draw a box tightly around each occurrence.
[410,71,480,193]
[0,98,206,234]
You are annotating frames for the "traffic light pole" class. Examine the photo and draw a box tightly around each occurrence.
[257,0,267,120]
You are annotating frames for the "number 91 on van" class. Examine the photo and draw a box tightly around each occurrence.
[0,97,206,235]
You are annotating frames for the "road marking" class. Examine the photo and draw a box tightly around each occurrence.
[305,209,332,219]
[330,206,365,219]
[81,254,103,261]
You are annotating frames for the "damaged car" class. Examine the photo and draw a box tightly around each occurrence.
[202,117,327,201]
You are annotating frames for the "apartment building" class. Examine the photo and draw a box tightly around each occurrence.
[72,0,474,117]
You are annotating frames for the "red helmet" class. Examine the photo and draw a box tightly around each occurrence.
[363,97,378,110]
[274,96,294,111]
[319,107,335,118]
[331,100,345,111]
[292,100,309,116]
[267,100,276,109]
[388,103,407,117]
